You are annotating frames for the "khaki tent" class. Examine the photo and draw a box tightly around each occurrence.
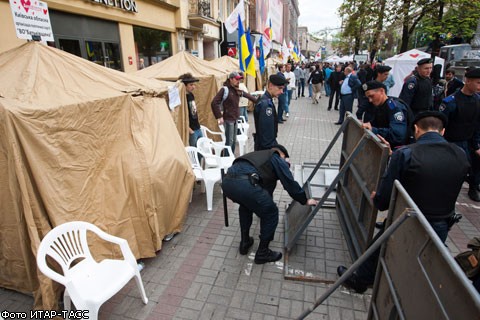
[212,55,240,72]
[0,42,195,309]
[136,51,229,135]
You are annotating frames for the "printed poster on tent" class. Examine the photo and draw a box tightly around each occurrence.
[9,0,54,41]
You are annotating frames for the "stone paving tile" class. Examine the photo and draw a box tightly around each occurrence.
[2,93,479,320]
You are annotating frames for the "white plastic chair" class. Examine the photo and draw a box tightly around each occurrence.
[185,146,222,211]
[236,119,249,156]
[196,137,235,171]
[200,125,225,144]
[238,116,250,132]
[36,221,148,320]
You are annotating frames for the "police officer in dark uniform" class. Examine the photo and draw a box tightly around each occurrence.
[440,68,480,202]
[337,111,470,293]
[399,58,433,116]
[222,145,318,264]
[253,74,289,151]
[357,65,392,121]
[361,81,411,148]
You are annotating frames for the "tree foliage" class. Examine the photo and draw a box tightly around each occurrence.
[335,0,479,58]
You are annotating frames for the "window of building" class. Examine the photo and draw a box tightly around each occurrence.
[133,26,171,68]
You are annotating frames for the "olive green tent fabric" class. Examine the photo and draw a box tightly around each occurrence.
[0,42,195,309]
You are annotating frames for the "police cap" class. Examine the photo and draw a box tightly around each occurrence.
[376,65,392,73]
[362,80,387,92]
[465,68,480,79]
[413,111,448,128]
[269,74,289,86]
[417,58,432,66]
[272,144,290,158]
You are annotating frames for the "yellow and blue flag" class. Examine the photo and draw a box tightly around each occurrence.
[238,14,256,78]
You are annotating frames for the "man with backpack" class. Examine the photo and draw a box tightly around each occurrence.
[211,72,257,153]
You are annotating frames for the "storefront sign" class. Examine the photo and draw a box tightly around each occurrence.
[9,0,54,41]
[89,0,138,13]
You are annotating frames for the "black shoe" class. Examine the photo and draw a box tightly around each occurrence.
[255,240,282,264]
[239,237,254,255]
[255,248,282,264]
[278,120,284,124]
[337,266,368,293]
[468,188,480,202]
[334,122,343,125]
[334,108,339,111]
[327,108,332,111]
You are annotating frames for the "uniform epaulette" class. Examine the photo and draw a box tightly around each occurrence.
[443,95,455,103]
[387,98,396,110]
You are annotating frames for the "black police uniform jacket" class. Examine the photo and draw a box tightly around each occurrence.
[399,73,433,115]
[254,91,278,151]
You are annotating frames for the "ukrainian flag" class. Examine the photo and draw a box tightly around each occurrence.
[238,15,256,78]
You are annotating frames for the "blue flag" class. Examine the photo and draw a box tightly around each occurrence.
[259,36,265,74]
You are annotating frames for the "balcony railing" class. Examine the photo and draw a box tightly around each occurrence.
[189,0,212,18]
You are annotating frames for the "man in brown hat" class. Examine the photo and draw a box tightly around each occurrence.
[439,68,480,201]
[178,73,202,146]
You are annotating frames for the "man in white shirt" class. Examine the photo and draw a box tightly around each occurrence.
[284,64,296,118]
[238,71,250,122]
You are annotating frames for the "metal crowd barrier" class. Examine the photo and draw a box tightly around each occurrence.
[297,181,480,319]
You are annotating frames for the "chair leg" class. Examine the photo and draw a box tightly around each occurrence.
[134,273,149,304]
[204,180,216,211]
[64,290,71,311]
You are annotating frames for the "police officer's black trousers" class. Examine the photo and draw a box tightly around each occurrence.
[222,177,279,241]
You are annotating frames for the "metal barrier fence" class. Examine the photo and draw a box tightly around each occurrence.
[284,114,389,259]
[297,181,480,319]
[368,181,480,319]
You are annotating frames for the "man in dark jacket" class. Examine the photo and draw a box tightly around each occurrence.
[179,73,202,146]
[254,74,289,151]
[440,68,480,201]
[328,64,344,111]
[399,58,433,116]
[211,72,257,153]
[222,145,318,264]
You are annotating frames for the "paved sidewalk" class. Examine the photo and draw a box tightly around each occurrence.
[1,93,479,319]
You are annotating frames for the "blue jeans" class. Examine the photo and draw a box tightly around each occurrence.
[338,94,354,123]
[278,92,286,121]
[297,79,305,97]
[239,106,248,122]
[286,90,292,113]
[189,128,203,147]
[324,82,331,96]
[308,83,313,98]
[224,121,237,153]
[222,176,279,241]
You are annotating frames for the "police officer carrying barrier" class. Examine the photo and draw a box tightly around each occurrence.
[439,68,480,202]
[253,74,290,151]
[222,145,318,264]
[361,80,412,148]
[337,111,470,293]
[399,58,433,116]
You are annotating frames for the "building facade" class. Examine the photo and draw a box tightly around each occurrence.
[1,0,302,70]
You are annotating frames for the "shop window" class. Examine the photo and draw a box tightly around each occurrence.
[134,26,171,68]
[58,39,81,58]
[85,41,122,70]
